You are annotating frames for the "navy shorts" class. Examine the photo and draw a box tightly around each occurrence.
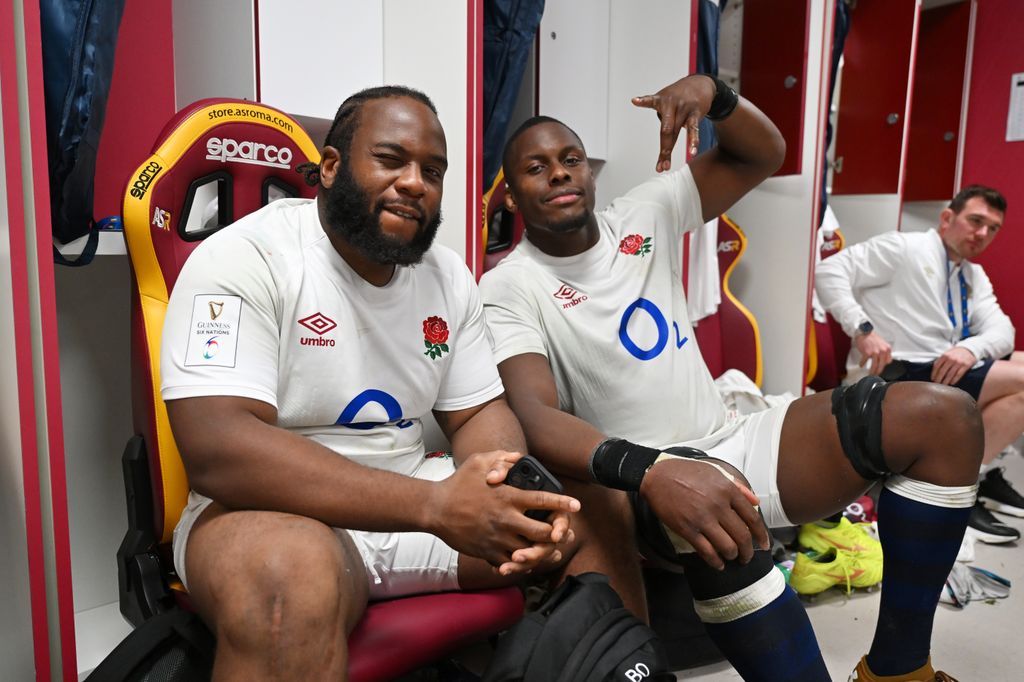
[882,358,995,400]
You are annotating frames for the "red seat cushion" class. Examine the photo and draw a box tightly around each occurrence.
[349,588,524,682]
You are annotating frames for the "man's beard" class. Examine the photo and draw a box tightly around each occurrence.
[323,160,442,266]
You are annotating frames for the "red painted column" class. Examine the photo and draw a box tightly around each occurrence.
[961,0,1024,346]
[0,0,78,677]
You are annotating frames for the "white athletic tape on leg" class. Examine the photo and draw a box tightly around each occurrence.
[656,452,737,484]
[885,475,977,509]
[692,564,787,624]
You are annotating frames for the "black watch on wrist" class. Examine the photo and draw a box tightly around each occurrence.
[857,320,874,336]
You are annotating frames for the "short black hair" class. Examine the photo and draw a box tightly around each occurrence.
[298,85,438,186]
[325,85,437,157]
[501,115,585,178]
[949,184,1007,215]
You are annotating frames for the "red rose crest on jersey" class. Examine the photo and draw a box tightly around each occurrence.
[619,234,652,257]
[423,316,450,360]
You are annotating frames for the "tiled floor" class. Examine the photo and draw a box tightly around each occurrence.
[678,452,1024,681]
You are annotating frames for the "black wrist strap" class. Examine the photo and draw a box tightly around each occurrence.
[705,75,739,122]
[589,438,661,491]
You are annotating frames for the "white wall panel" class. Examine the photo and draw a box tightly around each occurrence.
[829,193,904,244]
[901,200,945,233]
[258,0,383,119]
[173,0,257,109]
[599,0,691,210]
[539,0,610,161]
[383,0,471,261]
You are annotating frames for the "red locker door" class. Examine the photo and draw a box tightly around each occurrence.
[904,1,972,201]
[740,0,810,176]
[832,0,919,195]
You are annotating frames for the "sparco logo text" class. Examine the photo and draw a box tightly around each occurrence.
[206,137,293,169]
[130,161,163,199]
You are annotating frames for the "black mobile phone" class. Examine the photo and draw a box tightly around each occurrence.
[506,455,564,521]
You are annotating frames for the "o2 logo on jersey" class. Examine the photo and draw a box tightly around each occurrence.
[336,389,414,429]
[618,298,688,361]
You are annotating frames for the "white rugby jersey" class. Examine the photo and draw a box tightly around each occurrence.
[481,167,738,449]
[162,198,503,476]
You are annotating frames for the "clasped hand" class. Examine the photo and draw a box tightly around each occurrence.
[640,456,769,570]
[429,451,578,577]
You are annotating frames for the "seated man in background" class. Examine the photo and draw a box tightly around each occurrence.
[816,187,1024,544]
[481,74,982,682]
[160,86,640,679]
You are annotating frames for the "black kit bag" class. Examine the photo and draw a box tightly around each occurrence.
[84,607,214,682]
[481,572,675,682]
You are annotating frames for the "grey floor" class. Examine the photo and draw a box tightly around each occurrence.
[677,451,1024,681]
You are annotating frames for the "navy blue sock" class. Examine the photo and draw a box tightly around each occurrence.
[866,481,973,675]
[703,584,830,681]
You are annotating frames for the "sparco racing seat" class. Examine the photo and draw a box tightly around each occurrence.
[117,98,523,681]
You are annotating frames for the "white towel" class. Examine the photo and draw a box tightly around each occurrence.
[687,217,722,323]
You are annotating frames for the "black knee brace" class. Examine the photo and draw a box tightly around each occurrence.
[678,548,776,601]
[831,375,892,480]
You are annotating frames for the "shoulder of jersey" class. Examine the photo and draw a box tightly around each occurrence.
[479,249,531,287]
[201,198,312,250]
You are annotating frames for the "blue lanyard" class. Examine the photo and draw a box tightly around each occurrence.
[946,262,970,339]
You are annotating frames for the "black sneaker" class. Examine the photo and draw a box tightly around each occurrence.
[979,467,1024,517]
[968,501,1020,544]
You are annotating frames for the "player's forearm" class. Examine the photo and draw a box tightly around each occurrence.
[689,92,787,221]
[168,399,437,533]
[710,96,785,178]
[508,396,606,482]
[446,398,528,464]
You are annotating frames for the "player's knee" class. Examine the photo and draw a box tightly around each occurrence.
[921,383,983,469]
[1006,387,1024,411]
[828,376,983,480]
[218,520,358,645]
[707,456,752,490]
[885,382,983,476]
